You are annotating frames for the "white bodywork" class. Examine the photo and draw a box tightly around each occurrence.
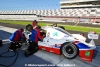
[23,26,96,49]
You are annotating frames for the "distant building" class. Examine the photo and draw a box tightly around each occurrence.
[60,0,100,9]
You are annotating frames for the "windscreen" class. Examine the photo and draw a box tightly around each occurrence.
[54,28,72,36]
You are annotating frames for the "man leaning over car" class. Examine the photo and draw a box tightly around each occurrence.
[24,25,43,57]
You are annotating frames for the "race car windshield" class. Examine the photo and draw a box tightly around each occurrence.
[55,28,72,36]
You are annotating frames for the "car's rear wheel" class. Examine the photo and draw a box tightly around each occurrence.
[61,42,78,59]
[26,24,33,32]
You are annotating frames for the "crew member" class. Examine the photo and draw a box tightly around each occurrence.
[9,28,26,42]
[32,20,38,27]
[32,20,44,39]
[35,25,44,39]
[9,28,26,51]
[24,26,42,57]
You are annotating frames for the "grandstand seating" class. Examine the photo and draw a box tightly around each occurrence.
[0,8,100,23]
[0,8,99,17]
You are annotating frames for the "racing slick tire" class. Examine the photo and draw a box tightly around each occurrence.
[58,26,65,30]
[26,24,33,32]
[61,42,79,59]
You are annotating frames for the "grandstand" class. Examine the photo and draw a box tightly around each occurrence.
[0,0,100,24]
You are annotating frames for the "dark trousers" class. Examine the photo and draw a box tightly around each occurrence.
[25,41,39,56]
[8,42,22,51]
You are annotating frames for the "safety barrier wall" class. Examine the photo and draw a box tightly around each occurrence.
[0,16,97,24]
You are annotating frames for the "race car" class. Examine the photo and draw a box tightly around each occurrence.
[23,25,96,62]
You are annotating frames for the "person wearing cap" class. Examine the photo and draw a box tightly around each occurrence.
[32,20,38,27]
[9,28,26,42]
[24,26,43,57]
[32,20,44,38]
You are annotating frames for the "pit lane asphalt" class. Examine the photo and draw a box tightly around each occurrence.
[0,22,100,46]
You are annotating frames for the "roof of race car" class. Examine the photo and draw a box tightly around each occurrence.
[41,26,72,36]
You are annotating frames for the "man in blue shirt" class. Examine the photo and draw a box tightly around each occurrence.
[8,28,26,51]
[24,26,42,57]
[9,28,25,42]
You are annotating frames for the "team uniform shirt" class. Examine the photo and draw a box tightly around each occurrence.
[29,29,41,43]
[9,30,24,42]
[35,28,43,39]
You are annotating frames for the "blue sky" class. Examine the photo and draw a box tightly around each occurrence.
[0,0,60,10]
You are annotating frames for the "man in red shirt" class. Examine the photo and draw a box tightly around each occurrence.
[32,20,38,27]
[32,20,43,39]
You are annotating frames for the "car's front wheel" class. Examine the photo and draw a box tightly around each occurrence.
[61,42,78,59]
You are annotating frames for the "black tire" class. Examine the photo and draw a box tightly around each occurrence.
[58,26,65,30]
[61,42,78,59]
[26,24,33,32]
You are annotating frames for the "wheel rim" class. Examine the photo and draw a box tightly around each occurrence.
[62,44,77,58]
[65,46,74,54]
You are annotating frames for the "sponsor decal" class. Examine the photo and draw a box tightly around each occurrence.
[85,51,90,57]
[53,32,58,36]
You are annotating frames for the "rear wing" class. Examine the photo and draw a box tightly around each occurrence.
[88,33,99,40]
[86,32,99,46]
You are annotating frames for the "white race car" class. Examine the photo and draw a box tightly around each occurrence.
[24,25,96,62]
